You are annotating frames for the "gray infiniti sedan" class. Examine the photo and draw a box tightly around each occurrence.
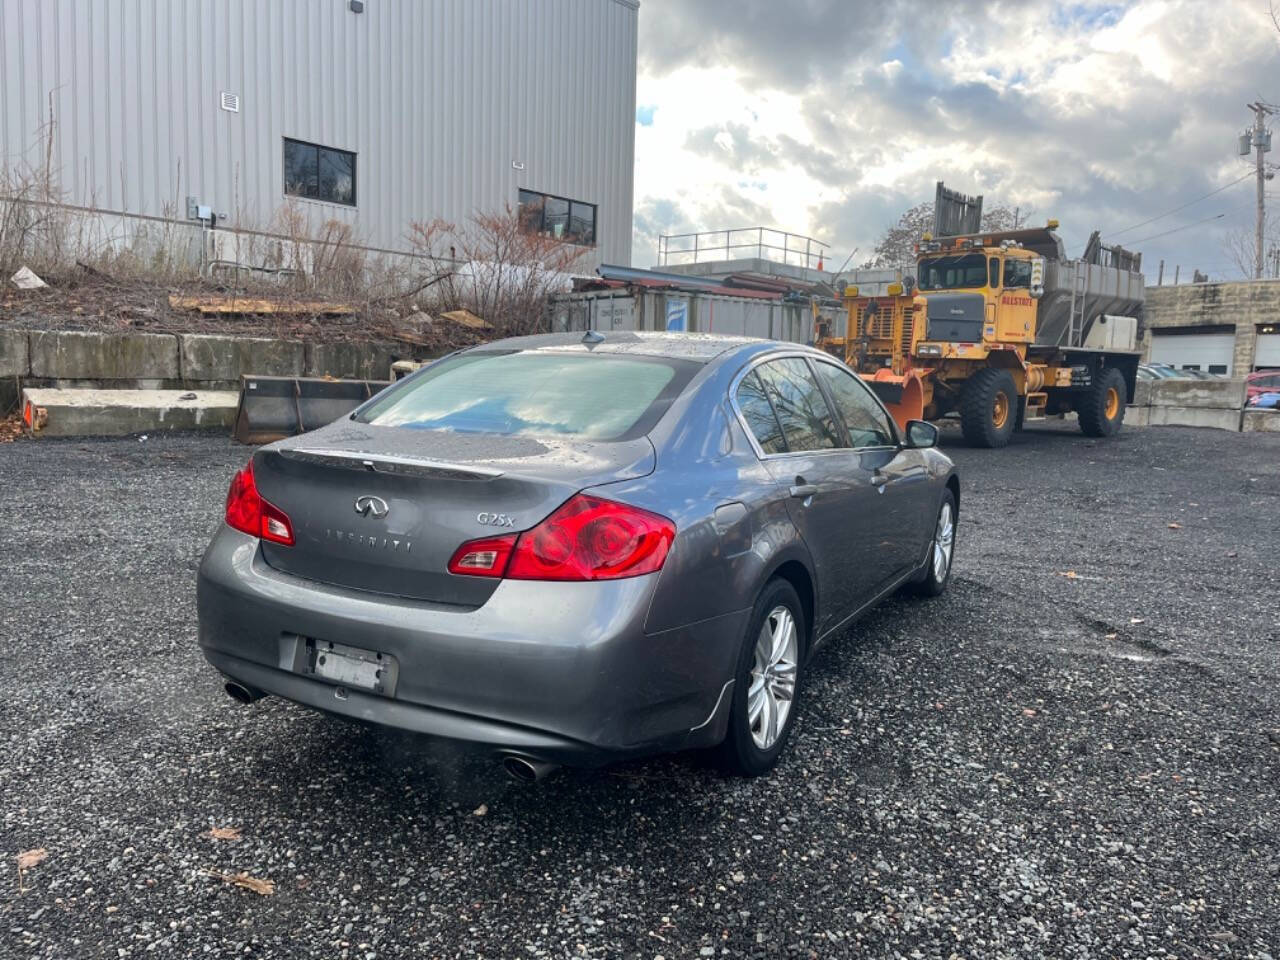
[197,332,959,779]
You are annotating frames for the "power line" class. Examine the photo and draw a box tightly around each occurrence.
[1127,212,1226,245]
[1107,172,1253,240]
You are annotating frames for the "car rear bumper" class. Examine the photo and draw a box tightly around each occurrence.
[196,527,747,765]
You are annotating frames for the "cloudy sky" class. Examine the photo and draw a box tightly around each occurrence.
[630,0,1280,280]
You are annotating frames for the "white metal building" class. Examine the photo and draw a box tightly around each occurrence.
[0,0,639,266]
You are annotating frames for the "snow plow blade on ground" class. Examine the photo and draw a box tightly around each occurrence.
[233,375,391,444]
[864,369,926,433]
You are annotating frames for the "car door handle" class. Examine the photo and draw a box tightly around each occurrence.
[789,483,818,498]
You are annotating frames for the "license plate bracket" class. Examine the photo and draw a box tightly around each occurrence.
[301,638,398,697]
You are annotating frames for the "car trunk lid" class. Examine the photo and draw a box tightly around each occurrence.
[251,422,655,605]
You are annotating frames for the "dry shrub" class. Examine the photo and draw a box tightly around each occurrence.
[312,219,366,295]
[407,208,587,336]
[0,97,73,275]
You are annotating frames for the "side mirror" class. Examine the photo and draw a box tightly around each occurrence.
[905,419,938,449]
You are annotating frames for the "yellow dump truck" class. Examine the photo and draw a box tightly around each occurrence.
[816,222,1145,448]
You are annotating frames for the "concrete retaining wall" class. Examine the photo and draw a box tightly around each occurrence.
[1,328,405,411]
[1144,406,1243,431]
[21,387,238,437]
[1145,378,1247,410]
[1127,377,1254,432]
[179,334,305,380]
[0,328,28,411]
[304,341,399,380]
[1242,409,1280,433]
[29,330,179,380]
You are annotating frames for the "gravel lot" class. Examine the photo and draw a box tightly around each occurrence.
[2,420,1278,959]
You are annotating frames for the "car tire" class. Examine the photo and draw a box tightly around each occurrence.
[960,368,1018,448]
[717,579,805,777]
[1077,366,1127,437]
[907,488,957,597]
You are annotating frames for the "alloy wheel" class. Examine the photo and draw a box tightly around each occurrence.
[933,502,955,582]
[747,605,798,750]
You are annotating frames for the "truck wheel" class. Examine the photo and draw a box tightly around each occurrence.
[1078,367,1127,437]
[960,368,1018,448]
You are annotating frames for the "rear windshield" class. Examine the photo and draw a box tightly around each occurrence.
[355,350,697,441]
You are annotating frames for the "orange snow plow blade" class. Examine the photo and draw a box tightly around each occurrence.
[863,369,925,433]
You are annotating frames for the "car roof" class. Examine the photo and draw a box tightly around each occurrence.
[469,330,791,363]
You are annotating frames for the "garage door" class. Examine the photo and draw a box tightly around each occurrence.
[1256,332,1280,368]
[1149,332,1234,374]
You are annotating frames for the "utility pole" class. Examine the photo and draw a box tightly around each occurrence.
[1247,102,1273,280]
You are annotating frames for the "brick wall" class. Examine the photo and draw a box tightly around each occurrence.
[1143,279,1280,373]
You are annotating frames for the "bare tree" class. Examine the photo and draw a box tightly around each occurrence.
[862,202,932,272]
[1223,223,1280,279]
[863,200,1030,271]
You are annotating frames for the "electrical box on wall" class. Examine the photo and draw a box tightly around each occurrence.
[350,0,364,12]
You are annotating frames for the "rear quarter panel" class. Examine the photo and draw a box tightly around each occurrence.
[589,349,815,638]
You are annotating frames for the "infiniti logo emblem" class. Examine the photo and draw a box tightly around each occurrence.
[354,495,390,519]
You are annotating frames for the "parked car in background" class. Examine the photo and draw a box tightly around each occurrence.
[1248,392,1280,409]
[1246,371,1280,403]
[1138,363,1184,381]
[197,332,961,779]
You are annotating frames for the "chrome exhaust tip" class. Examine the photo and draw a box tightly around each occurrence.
[501,755,558,783]
[223,679,264,705]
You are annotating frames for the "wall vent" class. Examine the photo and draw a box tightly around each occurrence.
[220,91,240,113]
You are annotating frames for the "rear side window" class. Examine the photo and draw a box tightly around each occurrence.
[735,371,787,454]
[754,358,841,452]
[356,351,695,441]
[812,361,896,447]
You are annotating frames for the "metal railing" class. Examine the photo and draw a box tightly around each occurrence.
[657,227,829,271]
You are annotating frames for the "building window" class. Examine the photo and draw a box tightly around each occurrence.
[519,188,595,246]
[283,138,356,206]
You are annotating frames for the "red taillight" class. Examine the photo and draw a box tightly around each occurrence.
[447,534,517,578]
[449,495,675,581]
[517,494,675,580]
[224,461,294,546]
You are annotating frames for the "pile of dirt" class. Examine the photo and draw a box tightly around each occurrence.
[0,270,490,354]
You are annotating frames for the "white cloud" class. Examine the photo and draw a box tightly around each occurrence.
[632,0,1280,280]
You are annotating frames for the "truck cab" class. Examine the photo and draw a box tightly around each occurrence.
[913,243,1042,360]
